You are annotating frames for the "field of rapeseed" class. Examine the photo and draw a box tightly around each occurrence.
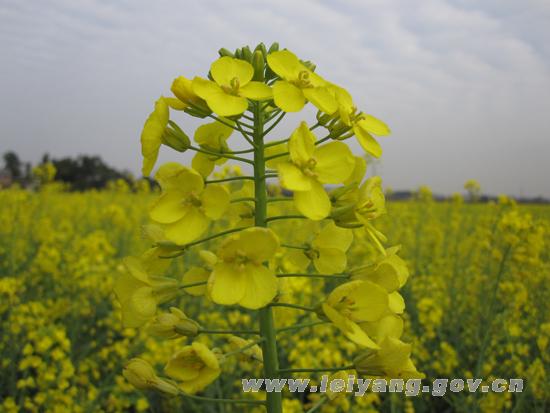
[1,183,548,412]
[2,43,549,413]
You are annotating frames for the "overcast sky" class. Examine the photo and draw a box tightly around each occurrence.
[1,0,549,197]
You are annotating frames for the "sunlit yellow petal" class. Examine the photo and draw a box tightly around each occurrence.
[313,141,354,184]
[211,56,254,87]
[272,81,306,112]
[293,181,330,220]
[164,208,209,245]
[277,162,311,191]
[201,184,230,220]
[303,87,338,114]
[354,125,383,158]
[240,81,273,100]
[208,262,246,305]
[239,264,278,309]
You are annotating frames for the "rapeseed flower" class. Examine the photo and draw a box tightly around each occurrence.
[149,163,229,245]
[208,227,279,309]
[193,57,272,116]
[277,122,354,220]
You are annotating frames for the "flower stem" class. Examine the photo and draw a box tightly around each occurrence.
[206,176,255,184]
[199,329,259,335]
[269,302,316,313]
[278,365,354,374]
[253,101,283,413]
[178,391,265,405]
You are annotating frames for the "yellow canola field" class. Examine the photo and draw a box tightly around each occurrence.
[0,184,548,413]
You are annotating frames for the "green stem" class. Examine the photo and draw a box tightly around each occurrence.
[269,302,316,313]
[276,320,327,334]
[206,176,255,184]
[178,391,264,405]
[231,197,256,203]
[262,112,286,137]
[189,145,253,164]
[278,365,354,374]
[306,396,328,413]
[199,329,259,335]
[173,226,251,252]
[222,338,265,359]
[267,197,292,202]
[253,101,283,413]
[266,215,307,223]
[179,280,208,289]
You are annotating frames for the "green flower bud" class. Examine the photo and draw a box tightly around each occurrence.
[268,42,279,54]
[123,358,179,396]
[218,47,234,57]
[161,123,190,152]
[254,42,268,59]
[252,50,265,81]
[241,46,253,63]
[147,307,200,339]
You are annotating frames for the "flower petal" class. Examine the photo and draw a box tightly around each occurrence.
[240,81,273,100]
[272,81,306,112]
[314,141,354,184]
[238,264,278,309]
[277,162,311,191]
[164,208,209,245]
[289,122,315,164]
[208,262,246,306]
[201,184,230,219]
[149,191,189,224]
[303,87,338,114]
[357,115,391,136]
[266,50,302,80]
[293,181,331,220]
[354,125,383,158]
[211,56,253,87]
[314,248,347,274]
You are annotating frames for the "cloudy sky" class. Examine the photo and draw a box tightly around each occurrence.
[1,0,549,197]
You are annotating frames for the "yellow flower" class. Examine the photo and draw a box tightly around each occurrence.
[149,163,230,245]
[123,358,179,395]
[164,342,221,394]
[192,57,272,117]
[267,50,337,113]
[290,221,353,274]
[351,246,409,292]
[208,227,280,309]
[140,97,169,176]
[277,122,354,220]
[322,280,389,349]
[353,337,424,379]
[146,307,200,339]
[171,75,208,110]
[191,120,234,177]
[181,250,217,297]
[113,257,178,328]
[227,335,263,362]
[330,85,391,157]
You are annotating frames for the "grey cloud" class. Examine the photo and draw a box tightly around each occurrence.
[0,0,549,197]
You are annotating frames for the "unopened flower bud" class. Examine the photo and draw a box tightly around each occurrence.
[123,358,179,396]
[252,50,265,81]
[268,42,279,54]
[161,124,190,153]
[241,46,253,63]
[218,47,234,57]
[147,307,200,339]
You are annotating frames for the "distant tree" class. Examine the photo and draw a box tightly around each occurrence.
[51,155,131,190]
[3,151,23,180]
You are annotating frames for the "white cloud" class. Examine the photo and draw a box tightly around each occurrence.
[0,0,549,196]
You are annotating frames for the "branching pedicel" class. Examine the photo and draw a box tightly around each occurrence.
[115,43,422,412]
